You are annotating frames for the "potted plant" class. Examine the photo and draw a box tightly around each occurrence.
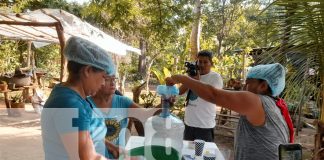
[0,81,8,91]
[10,93,25,108]
[9,93,25,117]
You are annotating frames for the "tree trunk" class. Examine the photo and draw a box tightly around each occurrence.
[55,23,67,82]
[138,38,147,78]
[145,56,157,92]
[113,54,120,90]
[190,0,202,60]
[145,64,152,92]
[26,41,31,68]
[241,52,246,81]
[31,44,37,85]
[173,57,178,72]
[216,0,227,59]
[118,74,126,95]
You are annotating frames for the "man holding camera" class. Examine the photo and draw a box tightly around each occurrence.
[180,50,223,142]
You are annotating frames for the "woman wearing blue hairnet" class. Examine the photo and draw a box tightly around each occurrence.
[41,36,120,160]
[166,63,292,160]
[87,75,162,159]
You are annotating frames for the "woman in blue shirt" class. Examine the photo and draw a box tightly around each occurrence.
[41,36,115,160]
[88,75,161,159]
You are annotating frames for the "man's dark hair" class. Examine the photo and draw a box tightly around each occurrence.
[198,50,213,65]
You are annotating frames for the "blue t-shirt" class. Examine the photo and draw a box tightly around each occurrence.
[87,94,132,158]
[41,84,106,160]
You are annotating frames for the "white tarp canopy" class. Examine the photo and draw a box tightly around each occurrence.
[0,8,141,56]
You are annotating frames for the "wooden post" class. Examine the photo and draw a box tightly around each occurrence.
[40,9,67,82]
[27,41,31,68]
[55,23,66,82]
[242,51,246,80]
[31,45,38,86]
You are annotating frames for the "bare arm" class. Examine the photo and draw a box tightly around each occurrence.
[129,103,161,119]
[105,140,126,159]
[60,131,107,160]
[178,85,189,95]
[170,75,199,95]
[169,75,265,125]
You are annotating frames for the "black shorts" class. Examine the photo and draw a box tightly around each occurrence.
[183,124,214,142]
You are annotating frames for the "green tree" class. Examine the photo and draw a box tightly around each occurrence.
[12,0,82,16]
[83,0,192,90]
[190,0,202,60]
[34,44,61,79]
[261,1,324,158]
[0,40,20,73]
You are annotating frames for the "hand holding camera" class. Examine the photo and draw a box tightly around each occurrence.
[184,61,200,79]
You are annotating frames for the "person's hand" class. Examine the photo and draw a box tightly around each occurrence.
[165,77,176,86]
[118,154,143,160]
[107,142,126,159]
[121,150,144,160]
[109,144,122,158]
[165,75,187,85]
[169,96,176,106]
[153,108,162,116]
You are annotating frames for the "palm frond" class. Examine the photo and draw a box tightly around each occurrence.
[261,0,324,121]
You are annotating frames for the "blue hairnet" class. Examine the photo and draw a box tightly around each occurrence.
[63,36,115,75]
[247,63,285,96]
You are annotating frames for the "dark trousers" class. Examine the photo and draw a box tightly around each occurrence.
[184,124,214,142]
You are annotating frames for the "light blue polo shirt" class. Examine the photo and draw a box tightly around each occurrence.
[87,94,132,158]
[41,84,106,160]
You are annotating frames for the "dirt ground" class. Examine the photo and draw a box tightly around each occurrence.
[0,92,316,160]
[0,105,43,160]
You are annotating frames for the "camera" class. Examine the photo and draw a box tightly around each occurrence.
[184,61,199,77]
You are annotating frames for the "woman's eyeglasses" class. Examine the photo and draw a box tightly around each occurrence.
[105,77,118,83]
